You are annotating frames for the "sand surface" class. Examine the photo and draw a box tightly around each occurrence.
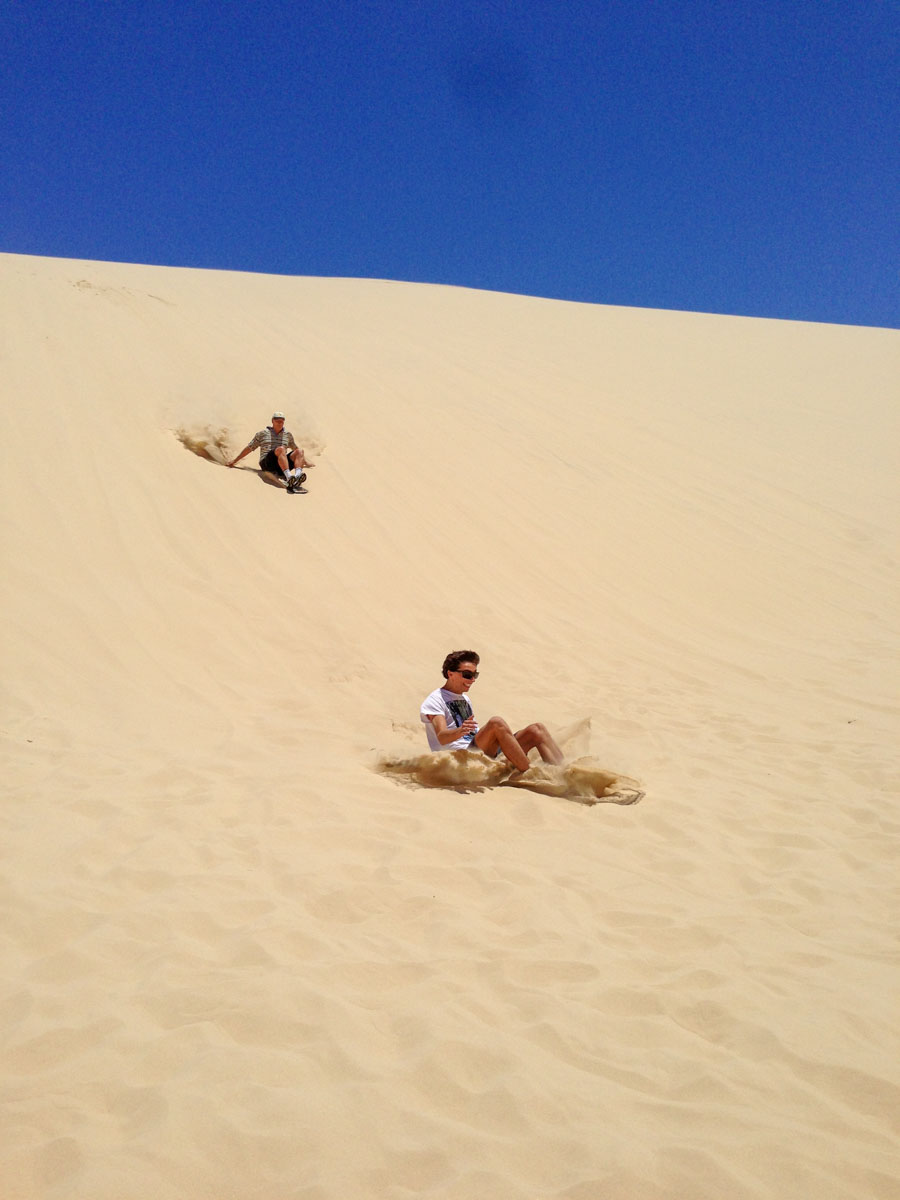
[1,252,898,1199]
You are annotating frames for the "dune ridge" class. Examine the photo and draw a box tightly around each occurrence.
[1,252,898,1199]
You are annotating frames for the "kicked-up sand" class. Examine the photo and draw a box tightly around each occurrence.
[1,251,898,1199]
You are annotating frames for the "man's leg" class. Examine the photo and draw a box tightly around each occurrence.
[514,723,564,765]
[275,446,291,477]
[473,716,531,772]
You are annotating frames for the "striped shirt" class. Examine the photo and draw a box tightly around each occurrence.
[246,426,298,464]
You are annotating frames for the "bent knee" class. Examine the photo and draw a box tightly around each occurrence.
[522,722,549,739]
[483,715,511,733]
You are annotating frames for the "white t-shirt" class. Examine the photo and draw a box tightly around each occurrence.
[420,687,478,751]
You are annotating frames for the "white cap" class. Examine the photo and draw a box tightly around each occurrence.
[272,411,285,420]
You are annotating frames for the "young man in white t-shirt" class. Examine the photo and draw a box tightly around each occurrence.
[420,650,564,773]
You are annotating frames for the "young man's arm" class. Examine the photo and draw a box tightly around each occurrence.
[426,712,477,746]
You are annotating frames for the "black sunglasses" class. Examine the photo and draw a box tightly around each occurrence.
[457,669,479,680]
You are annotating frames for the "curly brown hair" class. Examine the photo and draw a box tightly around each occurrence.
[442,650,480,679]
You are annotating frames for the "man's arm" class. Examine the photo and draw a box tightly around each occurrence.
[227,445,253,467]
[292,439,314,468]
[228,432,262,467]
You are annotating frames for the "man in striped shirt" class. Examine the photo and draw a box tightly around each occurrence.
[228,412,314,490]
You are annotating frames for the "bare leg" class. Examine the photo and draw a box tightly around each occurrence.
[514,723,564,765]
[275,446,290,475]
[473,716,531,772]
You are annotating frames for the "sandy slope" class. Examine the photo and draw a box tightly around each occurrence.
[1,252,898,1199]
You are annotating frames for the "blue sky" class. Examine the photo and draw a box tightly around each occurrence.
[3,0,898,327]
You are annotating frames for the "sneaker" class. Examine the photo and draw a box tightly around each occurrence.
[297,471,307,485]
[285,476,295,493]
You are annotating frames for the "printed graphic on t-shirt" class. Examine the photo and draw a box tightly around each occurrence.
[445,696,474,742]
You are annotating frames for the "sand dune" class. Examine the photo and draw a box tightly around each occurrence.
[1,252,898,1199]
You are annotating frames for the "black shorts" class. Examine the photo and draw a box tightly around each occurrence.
[260,449,292,477]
